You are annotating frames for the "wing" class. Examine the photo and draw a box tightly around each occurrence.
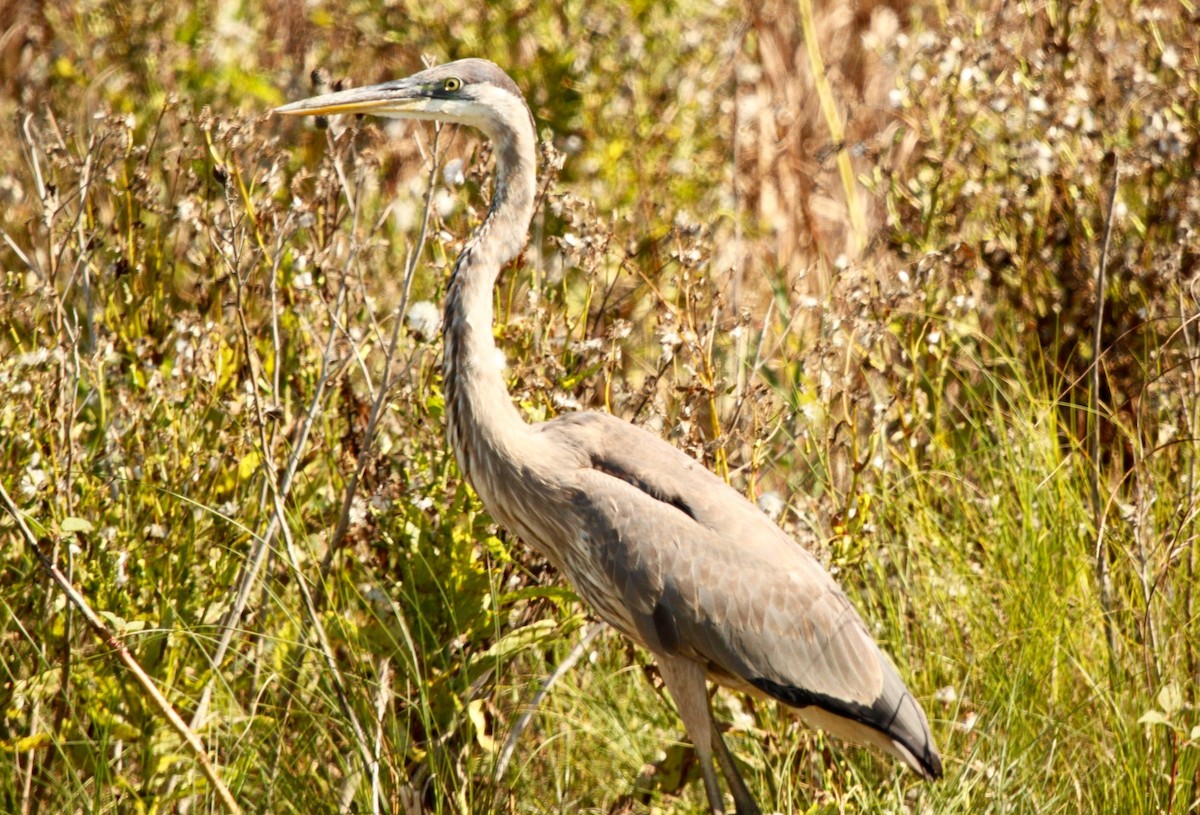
[536,410,941,778]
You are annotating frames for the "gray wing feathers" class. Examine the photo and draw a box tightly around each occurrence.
[540,412,884,700]
[537,410,940,777]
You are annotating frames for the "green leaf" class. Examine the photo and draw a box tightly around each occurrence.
[61,517,94,534]
[238,451,261,480]
[499,584,580,610]
[1137,710,1171,728]
[10,732,52,752]
[98,612,148,635]
[1158,683,1183,717]
[481,534,512,563]
[471,619,559,666]
[467,698,495,753]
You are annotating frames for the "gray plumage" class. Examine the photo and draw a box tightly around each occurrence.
[277,58,942,814]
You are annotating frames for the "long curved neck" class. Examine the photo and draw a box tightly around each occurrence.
[443,110,538,487]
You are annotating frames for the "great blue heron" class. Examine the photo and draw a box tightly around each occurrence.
[277,58,942,814]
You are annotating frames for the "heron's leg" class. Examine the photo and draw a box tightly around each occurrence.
[712,728,761,815]
[656,655,726,815]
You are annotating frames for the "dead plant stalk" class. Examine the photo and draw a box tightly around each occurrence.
[1091,153,1120,663]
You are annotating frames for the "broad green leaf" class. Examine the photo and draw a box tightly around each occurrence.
[471,618,558,667]
[1157,683,1183,717]
[467,699,495,753]
[499,584,580,610]
[1137,710,1170,728]
[61,516,94,533]
[98,612,148,635]
[238,450,261,480]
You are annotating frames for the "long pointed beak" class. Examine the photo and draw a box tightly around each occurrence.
[274,81,426,118]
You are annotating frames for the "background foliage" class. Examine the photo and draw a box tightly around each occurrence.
[2,0,1198,812]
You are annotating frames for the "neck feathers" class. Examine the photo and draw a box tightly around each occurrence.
[442,90,538,487]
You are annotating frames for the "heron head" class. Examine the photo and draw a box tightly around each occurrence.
[274,58,530,142]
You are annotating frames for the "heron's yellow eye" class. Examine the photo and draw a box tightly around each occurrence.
[443,77,462,92]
